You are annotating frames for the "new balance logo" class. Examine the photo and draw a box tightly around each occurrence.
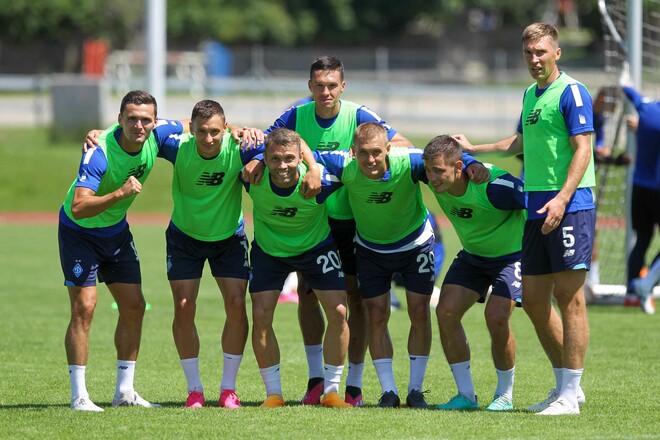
[270,206,298,217]
[511,280,521,289]
[196,171,225,186]
[127,163,147,180]
[366,192,393,204]
[316,141,340,151]
[525,109,542,125]
[563,249,575,258]
[450,207,473,219]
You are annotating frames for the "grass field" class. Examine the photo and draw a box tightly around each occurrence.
[1,128,659,438]
[1,223,659,439]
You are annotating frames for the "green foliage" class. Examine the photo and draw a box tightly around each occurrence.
[0,0,142,46]
[0,0,605,48]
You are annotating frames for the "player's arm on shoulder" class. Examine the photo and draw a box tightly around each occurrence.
[454,133,522,157]
[315,150,348,179]
[389,132,413,147]
[229,124,266,150]
[83,129,106,152]
[462,152,491,183]
[240,143,266,185]
[316,167,343,204]
[486,173,526,211]
[300,140,321,198]
[357,105,411,146]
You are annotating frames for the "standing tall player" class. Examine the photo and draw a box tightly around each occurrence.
[59,91,183,411]
[456,23,594,415]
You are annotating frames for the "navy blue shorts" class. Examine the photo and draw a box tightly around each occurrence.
[166,225,250,281]
[443,250,522,305]
[249,240,346,293]
[356,236,436,299]
[522,209,595,276]
[58,222,141,287]
[328,217,357,276]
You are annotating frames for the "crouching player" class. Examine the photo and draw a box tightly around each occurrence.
[244,128,351,408]
[317,123,489,408]
[423,135,526,412]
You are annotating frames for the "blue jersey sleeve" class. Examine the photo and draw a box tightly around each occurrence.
[239,143,265,165]
[409,149,427,183]
[486,173,527,210]
[153,119,184,164]
[75,147,108,192]
[315,150,349,180]
[316,166,344,204]
[356,106,398,141]
[623,85,646,111]
[265,106,297,134]
[560,83,594,136]
[462,152,480,169]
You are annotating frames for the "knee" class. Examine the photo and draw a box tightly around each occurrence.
[174,296,197,316]
[435,303,459,327]
[408,301,430,325]
[326,303,348,327]
[121,295,146,318]
[71,297,97,323]
[252,304,274,329]
[367,304,389,327]
[485,308,511,333]
[224,294,247,318]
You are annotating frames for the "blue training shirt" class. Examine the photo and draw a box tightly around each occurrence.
[624,86,660,190]
[265,101,399,141]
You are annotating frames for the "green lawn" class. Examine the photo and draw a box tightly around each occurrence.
[1,223,659,439]
[1,128,659,438]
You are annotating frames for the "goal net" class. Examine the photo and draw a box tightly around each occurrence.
[593,0,660,299]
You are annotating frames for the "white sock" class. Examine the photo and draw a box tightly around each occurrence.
[323,363,344,395]
[259,364,282,396]
[449,360,476,402]
[69,365,88,400]
[494,367,515,401]
[115,360,136,396]
[559,368,583,406]
[554,367,563,391]
[180,357,203,393]
[373,358,398,394]
[304,344,324,379]
[346,362,364,389]
[220,353,243,392]
[408,355,429,393]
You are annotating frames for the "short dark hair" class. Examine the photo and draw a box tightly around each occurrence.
[191,99,225,121]
[265,128,301,154]
[120,90,157,116]
[352,122,387,148]
[422,135,462,164]
[310,56,344,81]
